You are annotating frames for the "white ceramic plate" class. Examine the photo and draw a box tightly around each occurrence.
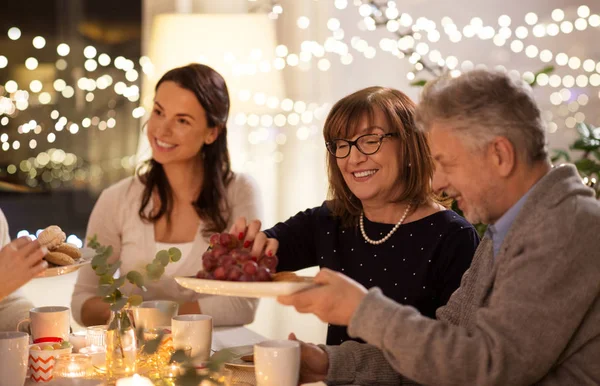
[174,276,317,298]
[39,247,95,278]
[214,345,254,369]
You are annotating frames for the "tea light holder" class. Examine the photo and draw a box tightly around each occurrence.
[85,325,107,348]
[78,345,107,374]
[52,353,93,378]
[69,331,87,353]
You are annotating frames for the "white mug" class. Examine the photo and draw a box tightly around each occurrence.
[17,306,70,344]
[132,301,178,330]
[254,340,300,386]
[171,314,212,361]
[0,331,29,386]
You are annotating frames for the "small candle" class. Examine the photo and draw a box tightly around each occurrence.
[52,353,93,378]
[69,331,87,353]
[115,374,154,386]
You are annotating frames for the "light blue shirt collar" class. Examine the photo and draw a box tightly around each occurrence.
[485,185,536,258]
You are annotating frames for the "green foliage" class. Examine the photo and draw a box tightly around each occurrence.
[409,65,555,89]
[137,329,233,386]
[87,235,181,312]
[552,122,600,198]
[529,65,555,86]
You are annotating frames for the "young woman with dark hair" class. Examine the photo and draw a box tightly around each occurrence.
[72,64,263,327]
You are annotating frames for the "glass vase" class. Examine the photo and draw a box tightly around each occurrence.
[105,309,137,380]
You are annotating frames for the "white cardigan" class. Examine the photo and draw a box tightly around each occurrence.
[71,173,263,327]
[0,209,34,331]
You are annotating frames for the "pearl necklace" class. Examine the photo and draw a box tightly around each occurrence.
[360,202,412,245]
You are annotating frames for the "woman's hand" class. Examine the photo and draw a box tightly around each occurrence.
[0,236,48,300]
[229,217,279,258]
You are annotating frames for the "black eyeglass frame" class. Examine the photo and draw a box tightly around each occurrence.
[325,132,399,158]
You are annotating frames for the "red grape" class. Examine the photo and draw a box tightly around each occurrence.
[196,271,212,279]
[239,274,252,282]
[227,266,243,281]
[213,266,227,280]
[196,232,278,282]
[258,255,278,272]
[255,267,271,282]
[209,233,220,247]
[212,245,228,258]
[219,233,238,249]
[202,252,216,271]
[220,255,235,270]
[243,261,258,275]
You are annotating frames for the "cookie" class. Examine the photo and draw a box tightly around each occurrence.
[44,251,75,266]
[37,226,66,249]
[52,243,81,260]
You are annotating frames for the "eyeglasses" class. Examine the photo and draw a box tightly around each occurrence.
[326,133,398,159]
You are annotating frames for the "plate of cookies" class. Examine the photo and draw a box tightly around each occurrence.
[36,225,94,277]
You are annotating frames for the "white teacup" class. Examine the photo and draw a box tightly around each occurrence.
[132,301,178,330]
[254,340,300,386]
[17,306,70,344]
[171,314,212,361]
[0,331,29,386]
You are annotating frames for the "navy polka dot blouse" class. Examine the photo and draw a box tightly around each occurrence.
[264,201,479,345]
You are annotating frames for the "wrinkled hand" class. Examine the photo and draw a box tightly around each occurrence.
[0,236,48,300]
[229,216,279,258]
[288,332,329,384]
[278,268,368,326]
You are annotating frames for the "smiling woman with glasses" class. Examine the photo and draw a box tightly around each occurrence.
[326,132,399,158]
[230,86,479,355]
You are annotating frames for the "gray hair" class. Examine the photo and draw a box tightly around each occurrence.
[414,69,548,164]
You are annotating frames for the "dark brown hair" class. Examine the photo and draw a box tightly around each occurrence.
[137,63,233,237]
[324,86,440,227]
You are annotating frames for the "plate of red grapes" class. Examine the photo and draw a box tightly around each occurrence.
[175,232,317,298]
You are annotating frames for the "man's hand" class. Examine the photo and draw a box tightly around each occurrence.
[0,236,47,300]
[289,332,329,384]
[278,268,368,326]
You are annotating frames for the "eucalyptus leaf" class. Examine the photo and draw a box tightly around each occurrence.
[91,254,108,270]
[128,294,143,307]
[99,274,114,285]
[98,284,114,297]
[169,247,182,262]
[106,260,122,277]
[95,264,108,275]
[126,271,145,288]
[142,333,164,355]
[206,350,234,372]
[110,297,128,312]
[170,349,190,364]
[113,276,126,288]
[156,249,169,261]
[156,252,170,267]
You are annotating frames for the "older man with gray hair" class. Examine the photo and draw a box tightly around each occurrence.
[279,69,600,385]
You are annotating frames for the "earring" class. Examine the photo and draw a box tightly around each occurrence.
[408,162,412,167]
